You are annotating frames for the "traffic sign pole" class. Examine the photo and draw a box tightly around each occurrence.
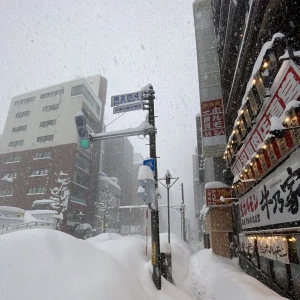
[144,85,162,290]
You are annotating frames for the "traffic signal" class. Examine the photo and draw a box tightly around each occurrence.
[75,112,90,149]
[137,165,155,204]
[270,129,286,138]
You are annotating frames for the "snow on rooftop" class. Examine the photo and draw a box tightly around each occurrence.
[0,206,25,213]
[32,199,54,205]
[26,210,57,215]
[137,165,154,181]
[100,175,121,190]
[205,181,229,189]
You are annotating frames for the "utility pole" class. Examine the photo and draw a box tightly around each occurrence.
[181,183,187,242]
[144,85,161,290]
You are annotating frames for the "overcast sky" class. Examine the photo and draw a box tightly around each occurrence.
[0,0,200,230]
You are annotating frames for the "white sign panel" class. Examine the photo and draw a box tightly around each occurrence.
[113,102,143,114]
[111,92,143,107]
[239,151,300,229]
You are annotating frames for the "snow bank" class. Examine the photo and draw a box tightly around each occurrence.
[196,249,287,300]
[24,211,38,222]
[91,232,192,300]
[87,232,122,244]
[0,229,148,300]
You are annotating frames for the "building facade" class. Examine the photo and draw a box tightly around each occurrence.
[205,0,300,298]
[0,75,107,230]
[101,137,135,233]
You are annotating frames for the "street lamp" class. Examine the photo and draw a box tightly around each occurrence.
[158,170,179,244]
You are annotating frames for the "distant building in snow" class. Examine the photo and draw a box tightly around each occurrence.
[0,75,107,230]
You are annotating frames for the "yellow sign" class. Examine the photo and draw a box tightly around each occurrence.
[152,242,157,265]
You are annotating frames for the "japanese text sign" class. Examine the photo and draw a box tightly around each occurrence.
[201,99,226,157]
[111,92,143,107]
[239,152,300,229]
[205,187,231,206]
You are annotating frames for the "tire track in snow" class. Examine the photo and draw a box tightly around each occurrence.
[188,253,215,300]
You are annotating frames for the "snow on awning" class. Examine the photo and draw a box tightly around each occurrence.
[233,175,240,184]
[205,181,229,189]
[32,199,54,205]
[270,116,286,131]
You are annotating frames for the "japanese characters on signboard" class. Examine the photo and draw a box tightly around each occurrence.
[111,91,143,107]
[239,151,300,229]
[239,235,290,264]
[201,99,226,157]
[232,61,300,176]
[206,187,231,206]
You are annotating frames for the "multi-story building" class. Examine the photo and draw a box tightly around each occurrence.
[98,171,121,232]
[193,0,231,256]
[0,75,107,229]
[196,0,300,298]
[101,137,134,233]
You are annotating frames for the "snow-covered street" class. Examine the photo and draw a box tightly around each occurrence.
[0,229,287,300]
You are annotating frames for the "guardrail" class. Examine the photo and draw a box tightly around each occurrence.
[0,221,54,235]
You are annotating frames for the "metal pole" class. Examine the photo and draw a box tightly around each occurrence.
[146,85,161,290]
[167,187,170,244]
[181,183,187,242]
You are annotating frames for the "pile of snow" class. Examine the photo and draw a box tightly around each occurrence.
[24,211,38,223]
[195,249,287,300]
[270,116,286,131]
[0,229,191,300]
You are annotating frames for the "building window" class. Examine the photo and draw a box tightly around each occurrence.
[1,172,17,179]
[33,151,51,159]
[15,111,30,118]
[70,183,87,205]
[27,186,45,195]
[5,155,20,163]
[0,188,13,197]
[71,85,100,115]
[31,169,48,176]
[37,135,54,143]
[39,119,56,128]
[75,153,91,173]
[14,97,35,106]
[73,170,89,188]
[40,89,64,99]
[12,125,27,133]
[42,104,59,112]
[8,140,24,148]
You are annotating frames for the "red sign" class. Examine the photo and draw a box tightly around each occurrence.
[201,99,225,137]
[232,61,300,176]
[206,187,232,206]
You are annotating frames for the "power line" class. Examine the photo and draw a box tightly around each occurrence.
[102,112,126,130]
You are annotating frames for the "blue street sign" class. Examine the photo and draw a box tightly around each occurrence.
[143,158,155,172]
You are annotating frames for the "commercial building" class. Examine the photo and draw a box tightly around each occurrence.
[195,0,300,298]
[193,0,231,256]
[0,75,107,230]
[101,137,135,233]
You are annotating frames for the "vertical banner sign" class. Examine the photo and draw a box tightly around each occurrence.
[205,187,232,206]
[201,99,226,157]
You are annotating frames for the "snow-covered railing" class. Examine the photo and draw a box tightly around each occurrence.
[0,221,54,235]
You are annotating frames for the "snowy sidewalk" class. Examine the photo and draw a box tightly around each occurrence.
[187,249,287,300]
[188,253,214,300]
